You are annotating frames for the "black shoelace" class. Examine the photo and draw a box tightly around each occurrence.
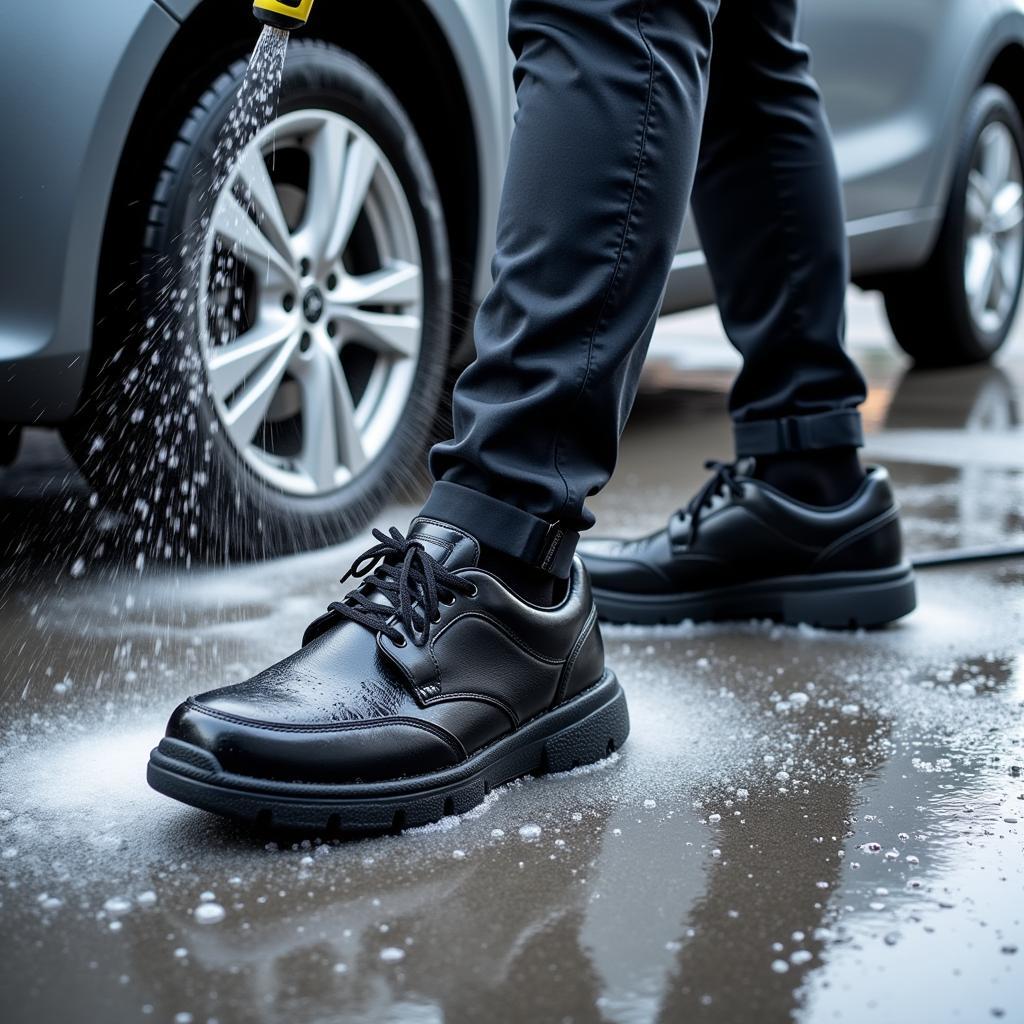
[327,528,476,648]
[678,460,746,545]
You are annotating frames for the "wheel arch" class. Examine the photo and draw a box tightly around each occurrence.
[919,8,1024,228]
[857,7,1024,292]
[982,41,1024,125]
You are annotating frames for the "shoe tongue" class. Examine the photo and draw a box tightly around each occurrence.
[407,518,481,569]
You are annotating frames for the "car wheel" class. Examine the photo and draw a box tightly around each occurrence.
[881,85,1024,367]
[64,41,451,559]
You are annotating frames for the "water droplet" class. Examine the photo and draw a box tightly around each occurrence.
[103,896,132,917]
[194,902,225,925]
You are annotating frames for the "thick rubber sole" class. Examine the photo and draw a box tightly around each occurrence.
[593,563,917,628]
[147,671,629,834]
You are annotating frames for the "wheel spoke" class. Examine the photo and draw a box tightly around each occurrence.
[980,124,1012,191]
[233,146,295,265]
[992,181,1024,234]
[990,246,1008,307]
[966,237,997,320]
[329,308,421,360]
[298,339,366,486]
[966,170,991,227]
[301,116,350,268]
[207,317,297,396]
[322,135,378,269]
[215,189,297,286]
[336,261,422,307]
[221,333,298,448]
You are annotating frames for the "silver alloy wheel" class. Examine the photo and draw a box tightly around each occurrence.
[964,120,1024,336]
[200,109,424,496]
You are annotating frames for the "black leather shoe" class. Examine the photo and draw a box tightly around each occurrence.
[147,519,628,832]
[579,461,916,628]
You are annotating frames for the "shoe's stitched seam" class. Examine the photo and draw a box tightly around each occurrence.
[429,612,568,666]
[415,612,563,704]
[411,516,481,561]
[423,691,520,729]
[429,670,612,769]
[183,699,465,757]
[553,603,598,708]
[175,673,613,788]
[733,508,829,556]
[811,507,900,566]
[404,529,456,559]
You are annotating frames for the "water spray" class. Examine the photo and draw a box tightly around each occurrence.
[252,0,315,32]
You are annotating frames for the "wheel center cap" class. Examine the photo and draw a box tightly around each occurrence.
[303,286,325,324]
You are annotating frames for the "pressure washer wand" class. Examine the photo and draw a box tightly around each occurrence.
[252,0,315,31]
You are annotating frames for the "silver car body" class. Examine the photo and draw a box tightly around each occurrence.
[1,0,1022,423]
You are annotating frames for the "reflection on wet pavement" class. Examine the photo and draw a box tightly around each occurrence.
[1,292,1022,1023]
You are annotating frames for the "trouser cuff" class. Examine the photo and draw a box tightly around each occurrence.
[733,409,864,457]
[420,481,579,578]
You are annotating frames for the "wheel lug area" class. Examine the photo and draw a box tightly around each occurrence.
[283,293,296,313]
[299,257,312,278]
[299,331,313,354]
[326,272,339,291]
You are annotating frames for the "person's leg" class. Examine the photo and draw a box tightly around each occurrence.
[423,0,719,591]
[692,0,868,507]
[577,0,916,628]
[149,0,722,828]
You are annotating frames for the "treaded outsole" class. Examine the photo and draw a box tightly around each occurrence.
[147,673,629,835]
[593,565,918,629]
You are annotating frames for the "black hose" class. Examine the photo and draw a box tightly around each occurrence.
[912,544,1024,568]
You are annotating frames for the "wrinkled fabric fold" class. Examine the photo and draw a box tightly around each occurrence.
[428,0,866,563]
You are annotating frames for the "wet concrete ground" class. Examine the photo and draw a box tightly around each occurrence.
[1,291,1022,1024]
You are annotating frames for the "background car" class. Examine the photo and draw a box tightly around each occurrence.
[1,0,1022,556]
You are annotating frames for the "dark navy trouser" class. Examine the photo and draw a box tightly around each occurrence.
[423,0,868,576]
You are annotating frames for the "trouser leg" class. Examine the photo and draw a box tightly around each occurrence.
[692,0,867,459]
[424,0,718,575]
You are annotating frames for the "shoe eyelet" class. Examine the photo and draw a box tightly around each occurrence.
[439,591,457,606]
[466,583,479,598]
[389,634,407,648]
[431,610,442,624]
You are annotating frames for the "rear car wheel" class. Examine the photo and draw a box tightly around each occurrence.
[64,42,451,558]
[881,85,1024,367]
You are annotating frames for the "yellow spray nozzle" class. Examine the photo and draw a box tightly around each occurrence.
[253,0,315,31]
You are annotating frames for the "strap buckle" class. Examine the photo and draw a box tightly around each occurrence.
[778,417,804,452]
[537,521,568,573]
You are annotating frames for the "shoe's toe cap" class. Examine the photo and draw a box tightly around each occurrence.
[163,697,464,785]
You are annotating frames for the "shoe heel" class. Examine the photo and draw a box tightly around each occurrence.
[781,567,917,629]
[541,681,630,774]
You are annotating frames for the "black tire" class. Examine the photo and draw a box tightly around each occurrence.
[63,42,451,560]
[881,85,1024,367]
